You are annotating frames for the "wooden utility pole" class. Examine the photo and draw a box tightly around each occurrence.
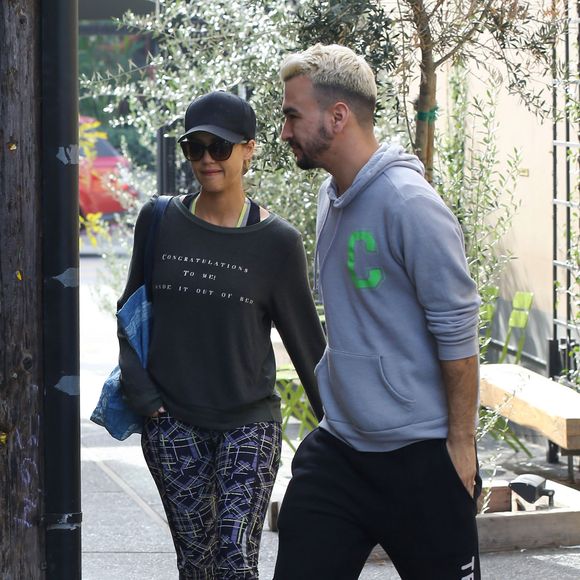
[0,0,44,578]
[1,0,81,576]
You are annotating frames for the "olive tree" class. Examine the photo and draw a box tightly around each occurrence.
[84,0,327,270]
[295,0,563,182]
[84,0,561,307]
[84,0,553,454]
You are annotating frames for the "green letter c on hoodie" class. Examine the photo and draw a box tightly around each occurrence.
[347,231,384,289]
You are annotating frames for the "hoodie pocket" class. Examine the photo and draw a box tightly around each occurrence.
[323,348,415,433]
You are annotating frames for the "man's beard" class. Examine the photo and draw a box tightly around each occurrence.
[291,124,332,170]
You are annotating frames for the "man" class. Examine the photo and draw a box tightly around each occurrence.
[274,44,482,580]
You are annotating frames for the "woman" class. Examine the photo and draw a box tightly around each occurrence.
[117,91,326,579]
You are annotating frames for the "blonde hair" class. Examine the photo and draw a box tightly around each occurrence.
[280,44,377,124]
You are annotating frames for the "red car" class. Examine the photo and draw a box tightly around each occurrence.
[79,116,137,218]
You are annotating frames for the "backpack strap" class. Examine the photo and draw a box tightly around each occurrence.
[144,195,172,301]
[247,198,261,225]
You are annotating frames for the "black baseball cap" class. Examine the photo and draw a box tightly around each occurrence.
[178,91,256,144]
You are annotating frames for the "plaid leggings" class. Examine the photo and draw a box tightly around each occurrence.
[142,415,282,580]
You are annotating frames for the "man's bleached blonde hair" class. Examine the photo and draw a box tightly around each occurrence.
[280,43,377,125]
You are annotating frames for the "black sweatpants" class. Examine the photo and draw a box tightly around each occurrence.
[274,428,481,580]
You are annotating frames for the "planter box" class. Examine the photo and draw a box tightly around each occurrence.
[478,479,580,552]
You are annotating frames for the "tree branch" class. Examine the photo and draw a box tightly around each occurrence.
[434,0,495,68]
[427,0,446,21]
[395,0,415,148]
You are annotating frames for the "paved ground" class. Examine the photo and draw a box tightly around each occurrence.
[80,254,580,579]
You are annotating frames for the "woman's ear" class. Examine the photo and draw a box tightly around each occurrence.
[242,140,256,175]
[243,139,256,160]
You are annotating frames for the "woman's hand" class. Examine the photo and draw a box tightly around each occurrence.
[150,406,166,418]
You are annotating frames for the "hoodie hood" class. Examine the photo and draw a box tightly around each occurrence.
[324,142,424,209]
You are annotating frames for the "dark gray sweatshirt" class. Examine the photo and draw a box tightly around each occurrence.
[118,196,325,430]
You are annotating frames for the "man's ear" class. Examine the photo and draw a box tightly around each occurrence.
[330,102,350,133]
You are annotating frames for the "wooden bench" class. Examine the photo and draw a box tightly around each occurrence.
[480,364,580,481]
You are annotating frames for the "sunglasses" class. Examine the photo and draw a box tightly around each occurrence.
[180,138,246,162]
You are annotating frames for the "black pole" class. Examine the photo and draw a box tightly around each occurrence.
[550,1,561,380]
[157,124,177,195]
[41,0,82,578]
[156,126,166,194]
[564,4,573,352]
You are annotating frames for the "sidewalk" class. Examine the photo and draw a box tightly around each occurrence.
[80,256,580,579]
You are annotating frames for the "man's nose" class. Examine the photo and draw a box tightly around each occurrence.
[280,119,291,142]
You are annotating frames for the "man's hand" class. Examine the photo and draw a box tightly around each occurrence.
[446,437,477,497]
[150,406,166,418]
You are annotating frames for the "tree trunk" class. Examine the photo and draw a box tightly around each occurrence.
[0,1,44,578]
[417,69,437,183]
[408,0,437,183]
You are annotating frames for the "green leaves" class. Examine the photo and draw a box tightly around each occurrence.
[294,0,396,75]
[80,0,563,305]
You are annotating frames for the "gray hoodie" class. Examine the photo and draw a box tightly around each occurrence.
[315,143,480,452]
